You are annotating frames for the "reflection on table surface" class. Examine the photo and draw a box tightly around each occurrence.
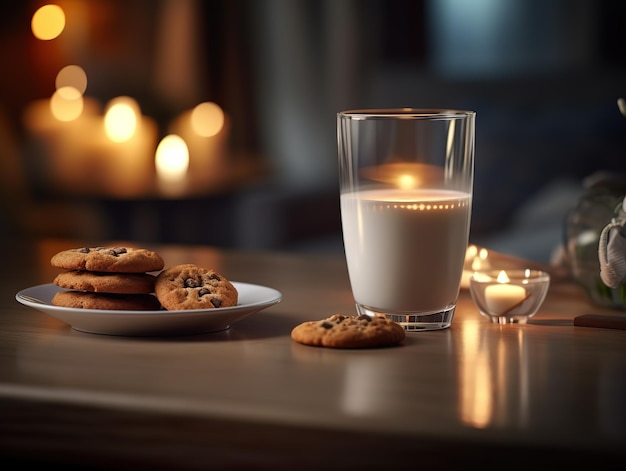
[1,238,625,469]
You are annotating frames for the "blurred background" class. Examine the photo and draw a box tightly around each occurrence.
[1,0,625,263]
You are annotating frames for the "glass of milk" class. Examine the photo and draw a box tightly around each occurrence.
[337,109,475,331]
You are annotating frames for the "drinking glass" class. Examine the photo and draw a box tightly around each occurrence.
[337,109,475,331]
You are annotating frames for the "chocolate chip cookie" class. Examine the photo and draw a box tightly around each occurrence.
[291,313,406,348]
[53,270,156,294]
[51,291,161,311]
[51,247,164,273]
[155,264,238,310]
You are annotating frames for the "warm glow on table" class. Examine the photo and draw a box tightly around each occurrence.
[0,240,624,467]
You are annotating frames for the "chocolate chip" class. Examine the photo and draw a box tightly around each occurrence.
[185,278,200,288]
[198,288,210,296]
[320,321,334,329]
[210,298,222,308]
[112,247,127,255]
[78,248,90,253]
[208,273,221,281]
[357,314,372,322]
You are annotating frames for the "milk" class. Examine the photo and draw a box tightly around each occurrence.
[341,188,472,313]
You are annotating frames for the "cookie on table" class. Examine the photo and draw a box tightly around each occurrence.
[53,270,156,294]
[51,291,161,311]
[51,247,164,273]
[155,264,238,310]
[291,313,406,349]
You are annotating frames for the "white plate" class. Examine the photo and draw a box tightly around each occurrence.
[16,282,282,337]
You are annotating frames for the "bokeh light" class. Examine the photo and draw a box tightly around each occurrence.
[190,102,224,137]
[155,134,189,181]
[397,174,417,190]
[31,4,66,40]
[104,97,139,142]
[50,86,83,121]
[55,65,88,95]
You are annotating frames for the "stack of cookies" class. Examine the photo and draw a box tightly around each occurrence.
[51,246,165,310]
[49,247,240,312]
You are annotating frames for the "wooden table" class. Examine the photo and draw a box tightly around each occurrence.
[2,238,626,469]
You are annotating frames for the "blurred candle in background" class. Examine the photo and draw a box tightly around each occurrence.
[89,96,157,196]
[462,245,491,287]
[168,101,230,188]
[22,86,102,189]
[155,134,189,195]
[51,86,84,121]
[104,97,140,143]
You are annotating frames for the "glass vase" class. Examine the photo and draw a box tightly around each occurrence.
[564,174,626,310]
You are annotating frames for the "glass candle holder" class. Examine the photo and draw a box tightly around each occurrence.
[469,269,550,324]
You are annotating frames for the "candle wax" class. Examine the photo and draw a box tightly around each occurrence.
[484,283,527,314]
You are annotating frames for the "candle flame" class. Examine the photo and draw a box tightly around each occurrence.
[466,244,478,260]
[466,245,489,271]
[496,270,510,283]
[155,134,189,181]
[104,97,140,142]
[471,258,482,271]
[50,87,83,122]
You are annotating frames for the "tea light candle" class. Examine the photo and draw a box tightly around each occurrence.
[484,270,527,314]
[470,269,550,324]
